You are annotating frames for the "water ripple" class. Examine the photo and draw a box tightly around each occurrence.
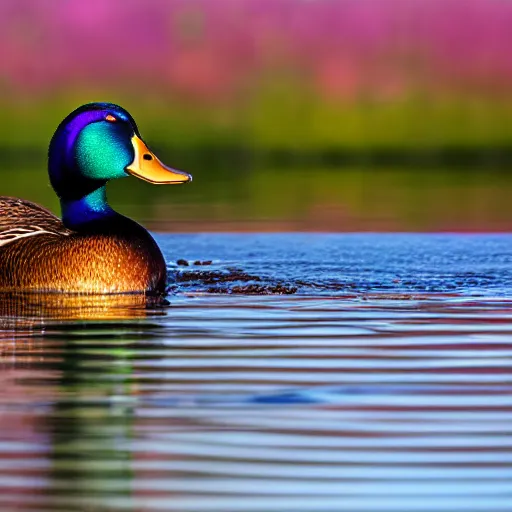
[1,234,512,511]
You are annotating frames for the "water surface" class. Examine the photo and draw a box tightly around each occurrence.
[1,234,512,511]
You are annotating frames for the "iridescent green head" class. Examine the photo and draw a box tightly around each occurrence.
[48,102,191,229]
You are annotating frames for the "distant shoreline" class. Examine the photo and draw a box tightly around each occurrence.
[3,146,512,169]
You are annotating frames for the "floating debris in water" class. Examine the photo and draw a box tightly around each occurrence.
[177,269,260,284]
[172,264,297,295]
[206,284,297,295]
[176,259,213,267]
[194,260,212,266]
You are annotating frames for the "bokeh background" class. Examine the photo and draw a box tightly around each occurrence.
[1,0,512,231]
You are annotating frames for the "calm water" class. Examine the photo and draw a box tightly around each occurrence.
[1,233,512,511]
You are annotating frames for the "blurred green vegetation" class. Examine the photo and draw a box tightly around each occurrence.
[2,63,512,233]
[2,87,512,152]
[4,153,512,232]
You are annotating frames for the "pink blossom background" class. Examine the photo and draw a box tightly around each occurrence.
[1,0,512,97]
[0,0,511,147]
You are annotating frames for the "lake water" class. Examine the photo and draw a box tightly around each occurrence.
[1,233,512,511]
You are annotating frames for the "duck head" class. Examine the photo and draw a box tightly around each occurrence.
[49,102,191,230]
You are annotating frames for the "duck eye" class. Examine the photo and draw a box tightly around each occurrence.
[105,114,117,122]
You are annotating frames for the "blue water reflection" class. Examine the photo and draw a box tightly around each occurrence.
[1,234,512,511]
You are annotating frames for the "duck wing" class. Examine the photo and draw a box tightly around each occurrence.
[0,197,71,248]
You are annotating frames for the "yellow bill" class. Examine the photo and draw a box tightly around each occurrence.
[125,135,192,184]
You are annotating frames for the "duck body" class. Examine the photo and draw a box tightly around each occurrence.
[0,197,166,293]
[0,103,191,295]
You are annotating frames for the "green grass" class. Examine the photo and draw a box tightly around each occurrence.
[1,85,512,151]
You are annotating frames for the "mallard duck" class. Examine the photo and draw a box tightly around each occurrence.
[0,102,192,294]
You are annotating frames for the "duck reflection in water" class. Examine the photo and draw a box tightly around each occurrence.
[0,292,168,327]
